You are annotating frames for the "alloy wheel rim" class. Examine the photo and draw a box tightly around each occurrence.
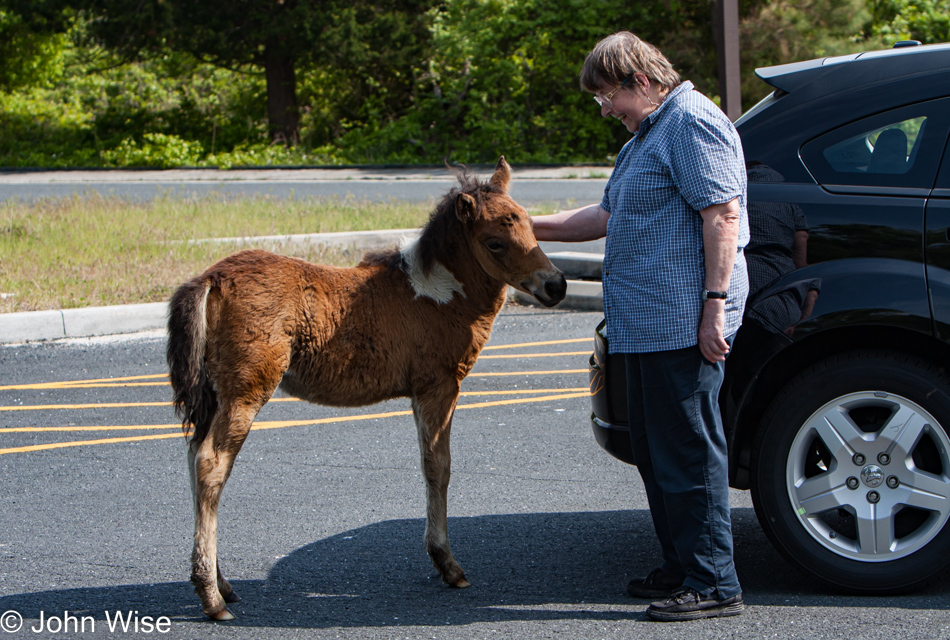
[786,391,950,562]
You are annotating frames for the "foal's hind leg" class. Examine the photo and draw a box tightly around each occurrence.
[188,333,291,620]
[189,401,259,620]
[412,381,469,588]
[188,440,241,603]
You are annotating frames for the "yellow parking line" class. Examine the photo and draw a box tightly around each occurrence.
[0,388,589,413]
[461,388,588,396]
[0,401,172,412]
[53,382,170,389]
[0,391,589,455]
[1,366,590,392]
[482,338,590,350]
[0,339,593,392]
[0,374,168,391]
[469,369,587,377]
[1,424,180,433]
[478,351,589,359]
[0,381,169,391]
[0,432,185,455]
[457,392,589,410]
[249,409,413,432]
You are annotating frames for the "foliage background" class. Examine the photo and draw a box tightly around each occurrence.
[0,0,943,168]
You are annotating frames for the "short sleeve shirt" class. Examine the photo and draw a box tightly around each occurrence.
[600,81,750,354]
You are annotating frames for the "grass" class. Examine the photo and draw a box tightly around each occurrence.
[563,171,609,179]
[0,192,438,313]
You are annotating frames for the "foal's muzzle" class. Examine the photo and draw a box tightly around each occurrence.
[523,270,567,307]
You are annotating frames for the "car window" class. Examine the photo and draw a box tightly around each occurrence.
[801,98,950,191]
[822,117,926,175]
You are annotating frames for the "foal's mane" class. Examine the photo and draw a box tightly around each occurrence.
[362,165,504,275]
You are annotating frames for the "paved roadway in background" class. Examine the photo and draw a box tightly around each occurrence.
[0,166,609,208]
[1,305,949,640]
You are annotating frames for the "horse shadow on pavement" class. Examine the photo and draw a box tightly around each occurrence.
[1,508,944,630]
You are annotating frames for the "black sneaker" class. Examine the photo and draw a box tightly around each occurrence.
[626,568,684,599]
[646,587,744,621]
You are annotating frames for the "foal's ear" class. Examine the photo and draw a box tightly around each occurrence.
[489,156,511,193]
[456,192,478,222]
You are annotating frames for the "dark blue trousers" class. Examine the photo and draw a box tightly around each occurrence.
[623,341,741,599]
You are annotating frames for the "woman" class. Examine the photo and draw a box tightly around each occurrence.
[532,32,749,621]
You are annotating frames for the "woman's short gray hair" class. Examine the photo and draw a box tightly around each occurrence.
[580,31,681,93]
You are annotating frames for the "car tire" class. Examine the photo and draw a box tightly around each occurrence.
[750,350,950,594]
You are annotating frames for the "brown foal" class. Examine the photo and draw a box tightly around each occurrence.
[166,157,567,620]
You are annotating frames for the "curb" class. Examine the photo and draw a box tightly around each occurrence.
[0,303,168,343]
[0,232,604,345]
[189,228,422,251]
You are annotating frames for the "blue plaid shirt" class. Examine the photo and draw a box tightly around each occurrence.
[601,81,749,354]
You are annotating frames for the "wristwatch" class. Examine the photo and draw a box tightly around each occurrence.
[702,289,728,301]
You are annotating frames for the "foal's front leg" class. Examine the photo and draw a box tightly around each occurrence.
[412,381,469,587]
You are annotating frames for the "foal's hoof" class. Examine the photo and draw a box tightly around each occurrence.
[222,591,241,603]
[450,577,471,589]
[206,608,235,622]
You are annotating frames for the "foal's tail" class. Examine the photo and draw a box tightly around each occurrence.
[166,276,217,446]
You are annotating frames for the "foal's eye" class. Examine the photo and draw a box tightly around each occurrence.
[486,240,506,253]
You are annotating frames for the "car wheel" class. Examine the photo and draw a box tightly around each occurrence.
[750,350,950,593]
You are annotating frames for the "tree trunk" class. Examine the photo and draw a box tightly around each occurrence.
[712,0,742,121]
[264,46,300,145]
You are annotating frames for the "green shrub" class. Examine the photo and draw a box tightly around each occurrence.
[203,143,339,169]
[0,8,70,91]
[333,0,656,164]
[100,133,203,167]
[0,86,98,167]
[868,0,950,43]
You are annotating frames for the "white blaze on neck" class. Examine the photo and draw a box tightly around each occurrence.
[400,237,465,304]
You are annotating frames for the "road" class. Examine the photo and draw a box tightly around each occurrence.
[0,179,607,208]
[1,305,948,640]
[0,167,610,207]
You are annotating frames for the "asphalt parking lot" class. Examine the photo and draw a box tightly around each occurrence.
[1,304,949,640]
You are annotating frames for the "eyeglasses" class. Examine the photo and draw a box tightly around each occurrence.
[593,75,633,108]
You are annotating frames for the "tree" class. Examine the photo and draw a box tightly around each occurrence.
[40,0,433,145]
[867,0,950,43]
[0,0,72,91]
[739,0,877,105]
[336,0,725,163]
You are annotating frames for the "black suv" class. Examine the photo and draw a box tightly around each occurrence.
[589,42,950,594]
